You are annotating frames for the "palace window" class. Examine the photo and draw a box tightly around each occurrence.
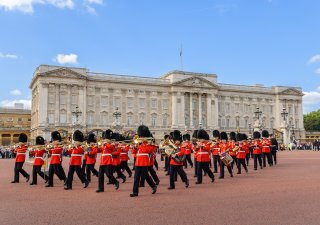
[127,98,133,108]
[48,94,55,104]
[48,114,54,124]
[60,94,66,105]
[127,115,133,126]
[226,118,230,128]
[226,103,230,113]
[87,113,94,125]
[162,100,168,110]
[139,99,145,109]
[71,95,77,105]
[139,114,145,125]
[162,115,167,127]
[151,115,157,127]
[114,97,120,108]
[101,96,108,107]
[59,114,66,124]
[101,113,108,125]
[151,99,157,109]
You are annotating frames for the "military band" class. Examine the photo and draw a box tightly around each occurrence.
[10,126,279,197]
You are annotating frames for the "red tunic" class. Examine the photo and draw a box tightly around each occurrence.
[135,143,152,167]
[100,143,114,166]
[193,144,199,160]
[112,146,121,166]
[86,146,98,165]
[212,141,220,156]
[49,146,63,165]
[219,141,230,156]
[120,145,130,162]
[184,142,192,155]
[196,141,211,162]
[229,141,237,156]
[148,144,157,166]
[252,140,262,155]
[15,145,27,163]
[242,141,250,154]
[236,142,246,159]
[261,138,271,153]
[67,146,84,166]
[170,144,185,166]
[31,149,46,166]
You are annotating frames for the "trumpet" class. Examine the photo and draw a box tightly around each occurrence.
[133,135,154,144]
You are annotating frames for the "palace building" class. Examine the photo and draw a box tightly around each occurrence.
[30,65,305,141]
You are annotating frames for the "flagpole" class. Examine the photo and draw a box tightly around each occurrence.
[180,44,184,71]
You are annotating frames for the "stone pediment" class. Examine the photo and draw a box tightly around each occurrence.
[172,76,219,89]
[279,88,303,96]
[40,67,87,80]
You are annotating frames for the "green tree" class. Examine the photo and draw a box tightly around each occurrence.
[304,109,320,131]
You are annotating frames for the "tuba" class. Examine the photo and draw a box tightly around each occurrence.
[162,139,185,163]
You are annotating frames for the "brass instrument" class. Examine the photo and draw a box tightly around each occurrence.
[160,139,185,163]
[133,135,154,144]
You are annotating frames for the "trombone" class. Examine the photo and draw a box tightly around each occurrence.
[133,135,154,144]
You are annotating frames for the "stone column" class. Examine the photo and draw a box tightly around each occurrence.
[206,93,212,129]
[190,93,194,128]
[78,86,87,127]
[214,95,219,129]
[67,85,72,124]
[54,84,60,124]
[199,93,202,128]
[38,83,48,126]
[179,92,186,129]
[171,92,178,128]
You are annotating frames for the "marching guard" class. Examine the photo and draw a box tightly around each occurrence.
[119,139,132,177]
[196,130,215,184]
[219,132,233,179]
[212,130,220,173]
[85,133,99,182]
[64,130,89,190]
[29,136,47,185]
[243,134,250,166]
[192,130,199,178]
[253,131,263,170]
[112,134,126,183]
[96,129,119,193]
[270,134,278,165]
[168,130,189,190]
[130,125,157,197]
[236,133,248,174]
[46,131,66,187]
[183,134,193,168]
[11,133,30,183]
[229,132,237,169]
[261,130,272,167]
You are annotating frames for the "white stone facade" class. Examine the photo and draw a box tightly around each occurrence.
[30,65,305,141]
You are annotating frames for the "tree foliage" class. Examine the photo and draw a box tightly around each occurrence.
[304,109,320,131]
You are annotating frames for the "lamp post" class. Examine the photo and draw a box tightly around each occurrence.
[248,123,252,136]
[71,105,82,138]
[280,108,289,147]
[113,107,122,132]
[281,108,288,122]
[254,107,262,120]
[253,107,262,131]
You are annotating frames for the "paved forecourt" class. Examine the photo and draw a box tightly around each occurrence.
[1,151,320,225]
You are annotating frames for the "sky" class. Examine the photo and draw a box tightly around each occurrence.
[0,0,319,114]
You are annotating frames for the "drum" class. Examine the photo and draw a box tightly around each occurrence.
[220,151,233,166]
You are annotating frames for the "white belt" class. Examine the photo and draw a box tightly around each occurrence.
[238,151,245,153]
[198,152,209,155]
[262,146,270,148]
[35,157,44,159]
[137,153,149,156]
[16,153,26,155]
[120,153,128,155]
[51,154,61,156]
[102,154,112,156]
[71,154,83,157]
[213,148,219,150]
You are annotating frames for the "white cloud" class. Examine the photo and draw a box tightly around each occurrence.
[10,89,22,96]
[0,0,74,13]
[315,68,320,74]
[86,5,96,14]
[84,0,103,14]
[54,53,78,65]
[308,54,320,64]
[303,91,320,114]
[0,99,31,109]
[0,52,18,59]
[86,0,103,4]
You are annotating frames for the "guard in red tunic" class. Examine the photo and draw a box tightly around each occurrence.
[229,132,237,169]
[261,130,272,167]
[112,133,126,183]
[30,136,47,185]
[85,133,99,182]
[168,130,189,190]
[11,133,30,183]
[196,129,215,184]
[252,131,263,170]
[130,125,157,197]
[183,134,193,168]
[96,129,119,193]
[242,134,250,166]
[64,130,89,190]
[192,130,199,178]
[212,130,221,173]
[219,132,233,179]
[46,131,66,187]
[120,143,132,177]
[236,133,248,174]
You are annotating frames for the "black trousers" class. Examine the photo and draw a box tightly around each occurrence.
[140,165,160,186]
[132,158,136,170]
[165,157,170,171]
[219,161,233,178]
[98,165,118,191]
[246,153,250,166]
[184,155,193,168]
[213,155,220,172]
[65,165,87,188]
[113,165,126,179]
[194,160,198,176]
[32,165,47,184]
[197,162,214,183]
[231,156,237,169]
[86,164,99,182]
[253,154,262,169]
[169,165,188,188]
[13,162,29,182]
[271,151,277,165]
[249,147,254,158]
[262,152,272,167]
[81,159,87,174]
[154,159,159,170]
[48,164,65,186]
[120,161,132,176]
[132,166,156,195]
[237,159,247,174]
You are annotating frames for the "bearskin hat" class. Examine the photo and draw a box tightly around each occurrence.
[183,134,190,141]
[164,134,170,140]
[220,132,228,141]
[212,130,220,138]
[172,130,182,142]
[36,136,45,145]
[243,133,248,140]
[229,132,236,141]
[253,131,261,139]
[87,133,96,144]
[18,133,28,143]
[137,125,151,138]
[197,129,209,140]
[169,132,174,139]
[192,130,199,139]
[73,130,84,142]
[236,133,243,142]
[262,130,269,138]
[51,131,62,142]
[103,129,113,140]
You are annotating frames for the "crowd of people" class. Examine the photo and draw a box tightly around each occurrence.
[10,125,283,197]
